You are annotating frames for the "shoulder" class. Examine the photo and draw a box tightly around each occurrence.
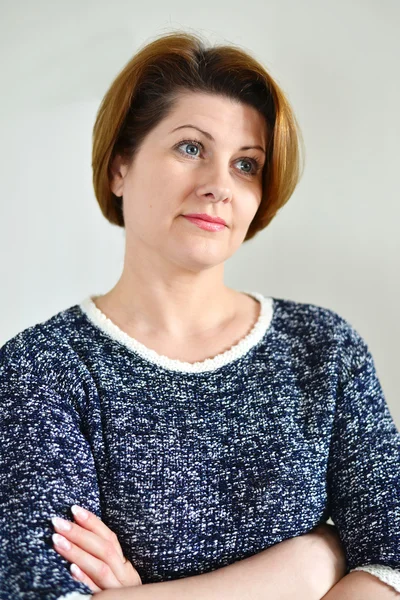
[0,302,91,395]
[269,295,369,369]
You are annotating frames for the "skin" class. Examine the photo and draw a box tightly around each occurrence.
[94,91,268,343]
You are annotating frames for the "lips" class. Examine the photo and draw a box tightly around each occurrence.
[183,213,227,226]
[182,216,226,232]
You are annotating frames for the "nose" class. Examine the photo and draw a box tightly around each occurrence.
[202,186,232,203]
[195,163,233,204]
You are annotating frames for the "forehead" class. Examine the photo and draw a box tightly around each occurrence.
[159,92,268,145]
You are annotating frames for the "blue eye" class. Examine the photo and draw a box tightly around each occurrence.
[177,139,203,157]
[175,138,263,177]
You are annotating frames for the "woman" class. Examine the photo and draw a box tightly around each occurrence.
[1,31,399,600]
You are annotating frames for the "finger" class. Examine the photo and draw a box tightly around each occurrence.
[70,563,102,593]
[71,505,125,561]
[52,533,122,589]
[52,517,127,582]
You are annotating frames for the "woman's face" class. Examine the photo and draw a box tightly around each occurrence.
[110,91,268,272]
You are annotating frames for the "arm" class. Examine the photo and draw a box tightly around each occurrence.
[95,526,346,600]
[0,344,97,599]
[325,324,400,594]
[320,570,400,599]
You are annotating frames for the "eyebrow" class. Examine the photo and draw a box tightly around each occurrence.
[170,124,266,155]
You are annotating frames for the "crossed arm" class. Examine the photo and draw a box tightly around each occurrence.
[97,576,397,600]
[95,531,336,600]
[96,576,398,600]
[95,538,398,600]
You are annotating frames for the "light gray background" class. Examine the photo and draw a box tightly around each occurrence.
[1,1,399,425]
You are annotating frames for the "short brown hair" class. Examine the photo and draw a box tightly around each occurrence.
[92,30,305,242]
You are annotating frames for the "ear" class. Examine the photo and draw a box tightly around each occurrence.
[110,154,129,197]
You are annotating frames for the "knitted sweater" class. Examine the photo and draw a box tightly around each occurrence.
[0,290,399,600]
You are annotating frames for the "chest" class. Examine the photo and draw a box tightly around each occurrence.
[87,376,334,583]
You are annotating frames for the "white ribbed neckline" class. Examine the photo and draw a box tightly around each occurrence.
[78,290,274,374]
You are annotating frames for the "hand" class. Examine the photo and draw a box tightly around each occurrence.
[51,505,142,593]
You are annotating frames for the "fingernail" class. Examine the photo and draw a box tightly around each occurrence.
[51,517,72,532]
[71,505,88,520]
[71,563,82,579]
[53,533,71,550]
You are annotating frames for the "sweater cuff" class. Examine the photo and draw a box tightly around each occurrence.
[58,592,93,600]
[350,564,400,594]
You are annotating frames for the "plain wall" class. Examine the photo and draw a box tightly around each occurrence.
[1,0,399,425]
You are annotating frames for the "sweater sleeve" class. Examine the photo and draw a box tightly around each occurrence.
[326,337,400,594]
[0,353,98,599]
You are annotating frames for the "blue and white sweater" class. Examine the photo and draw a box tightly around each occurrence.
[0,291,399,599]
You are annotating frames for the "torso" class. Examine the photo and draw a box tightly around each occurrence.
[92,292,261,364]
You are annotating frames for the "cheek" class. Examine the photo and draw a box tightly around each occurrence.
[146,175,193,218]
[123,184,181,231]
[234,195,260,223]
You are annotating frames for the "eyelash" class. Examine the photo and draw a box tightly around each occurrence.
[175,138,263,177]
